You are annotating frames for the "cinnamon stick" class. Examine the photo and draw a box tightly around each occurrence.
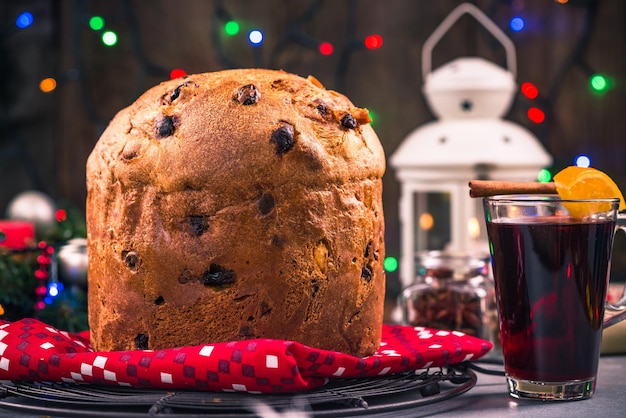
[468,180,557,198]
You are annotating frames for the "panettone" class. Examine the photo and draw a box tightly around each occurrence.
[86,68,386,357]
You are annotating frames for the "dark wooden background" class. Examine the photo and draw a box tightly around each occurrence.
[2,0,625,297]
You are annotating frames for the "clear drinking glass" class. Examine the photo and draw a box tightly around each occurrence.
[483,195,626,401]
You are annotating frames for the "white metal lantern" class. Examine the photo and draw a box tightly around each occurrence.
[390,3,553,288]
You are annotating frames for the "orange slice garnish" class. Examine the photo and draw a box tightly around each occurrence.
[553,166,626,218]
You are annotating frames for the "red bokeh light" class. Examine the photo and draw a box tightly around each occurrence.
[521,82,539,99]
[527,107,545,124]
[364,34,383,50]
[318,42,334,56]
[170,68,187,79]
[55,208,67,222]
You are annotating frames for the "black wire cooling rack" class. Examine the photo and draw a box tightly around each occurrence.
[0,365,487,417]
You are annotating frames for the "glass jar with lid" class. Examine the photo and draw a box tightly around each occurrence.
[400,251,499,351]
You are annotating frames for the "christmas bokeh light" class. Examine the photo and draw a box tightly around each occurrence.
[384,256,398,273]
[48,282,63,298]
[318,42,333,56]
[527,107,545,124]
[39,78,57,93]
[248,29,264,45]
[537,168,552,182]
[16,12,34,29]
[364,34,383,50]
[102,30,118,46]
[89,16,105,31]
[575,155,591,167]
[520,81,539,99]
[170,68,187,79]
[509,17,525,32]
[54,209,67,222]
[224,20,240,36]
[590,74,609,92]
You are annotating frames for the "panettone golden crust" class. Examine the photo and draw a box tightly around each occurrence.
[86,69,386,357]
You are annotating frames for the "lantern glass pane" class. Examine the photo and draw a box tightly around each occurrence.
[413,192,450,252]
[471,198,487,242]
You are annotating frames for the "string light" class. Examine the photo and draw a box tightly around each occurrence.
[39,78,57,93]
[34,242,53,312]
[55,209,67,222]
[48,282,63,298]
[590,74,609,93]
[383,256,398,273]
[170,68,187,79]
[364,34,383,50]
[89,16,105,31]
[575,155,591,167]
[318,42,333,56]
[509,17,525,32]
[224,20,240,36]
[16,11,34,29]
[24,2,606,151]
[520,81,539,99]
[248,29,264,45]
[527,107,545,124]
[537,168,552,182]
[102,30,118,46]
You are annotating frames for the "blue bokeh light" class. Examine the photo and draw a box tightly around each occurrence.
[47,281,64,298]
[248,29,264,45]
[575,155,591,168]
[16,11,34,29]
[510,16,525,32]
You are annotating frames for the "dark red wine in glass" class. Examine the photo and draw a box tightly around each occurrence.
[487,217,614,382]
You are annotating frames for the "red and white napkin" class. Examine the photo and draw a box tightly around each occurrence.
[0,318,492,393]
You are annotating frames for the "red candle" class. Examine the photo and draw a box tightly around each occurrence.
[0,220,35,250]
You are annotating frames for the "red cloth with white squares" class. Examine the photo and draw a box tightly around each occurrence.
[0,318,492,393]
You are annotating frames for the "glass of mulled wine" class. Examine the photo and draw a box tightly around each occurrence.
[483,195,626,401]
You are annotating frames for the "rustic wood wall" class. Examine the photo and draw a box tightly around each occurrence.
[2,0,625,295]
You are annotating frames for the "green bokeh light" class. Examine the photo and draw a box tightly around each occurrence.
[89,16,105,31]
[590,74,608,92]
[224,20,240,36]
[537,168,552,183]
[383,256,398,273]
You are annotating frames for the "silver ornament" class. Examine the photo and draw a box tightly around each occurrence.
[6,190,56,238]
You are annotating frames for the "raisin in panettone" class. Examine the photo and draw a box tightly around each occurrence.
[86,68,386,357]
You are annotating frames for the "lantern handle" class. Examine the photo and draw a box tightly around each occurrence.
[421,2,517,80]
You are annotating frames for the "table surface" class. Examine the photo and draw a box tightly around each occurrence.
[421,354,626,417]
[1,355,625,417]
